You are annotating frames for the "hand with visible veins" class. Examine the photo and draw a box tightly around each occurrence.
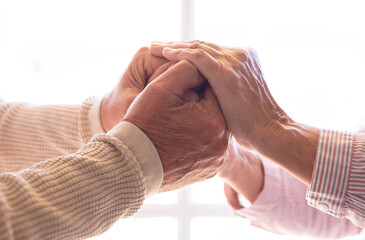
[150,40,319,184]
[100,47,203,132]
[123,60,229,192]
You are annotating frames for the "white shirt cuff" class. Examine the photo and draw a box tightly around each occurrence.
[107,121,163,197]
[88,96,106,135]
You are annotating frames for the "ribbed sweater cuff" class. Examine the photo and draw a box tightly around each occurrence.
[88,96,106,135]
[107,121,163,197]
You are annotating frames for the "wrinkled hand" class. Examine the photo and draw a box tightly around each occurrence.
[123,60,229,192]
[218,137,264,203]
[150,41,290,150]
[150,41,319,185]
[100,47,169,132]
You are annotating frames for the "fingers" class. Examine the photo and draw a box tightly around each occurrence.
[153,60,205,97]
[150,41,221,58]
[122,47,170,91]
[224,183,243,210]
[172,40,221,50]
[147,62,175,85]
[149,42,168,58]
[159,48,222,91]
[134,46,169,78]
[151,40,221,50]
[145,54,170,78]
[199,87,227,130]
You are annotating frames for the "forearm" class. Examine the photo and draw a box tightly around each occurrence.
[0,97,104,172]
[0,121,163,240]
[252,120,320,185]
[237,116,365,229]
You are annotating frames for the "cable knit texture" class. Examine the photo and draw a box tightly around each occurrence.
[0,98,147,240]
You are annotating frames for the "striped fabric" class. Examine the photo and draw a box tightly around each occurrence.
[307,130,365,228]
[235,159,363,239]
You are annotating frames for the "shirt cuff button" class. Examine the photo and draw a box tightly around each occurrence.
[318,202,330,212]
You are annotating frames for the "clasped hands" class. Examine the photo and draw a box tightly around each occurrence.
[100,40,303,198]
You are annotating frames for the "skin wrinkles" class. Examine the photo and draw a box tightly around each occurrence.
[124,60,229,192]
[100,46,229,193]
[150,40,319,185]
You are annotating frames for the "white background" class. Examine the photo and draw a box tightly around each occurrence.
[1,0,364,239]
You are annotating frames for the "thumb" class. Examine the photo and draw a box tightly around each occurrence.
[153,60,205,97]
[147,62,174,85]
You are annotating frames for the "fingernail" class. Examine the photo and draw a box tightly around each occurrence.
[163,47,174,55]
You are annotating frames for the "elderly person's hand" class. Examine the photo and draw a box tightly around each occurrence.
[100,47,169,132]
[149,41,287,149]
[150,41,319,184]
[218,137,264,204]
[124,60,229,192]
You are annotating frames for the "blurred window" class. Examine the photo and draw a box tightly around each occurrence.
[1,0,364,239]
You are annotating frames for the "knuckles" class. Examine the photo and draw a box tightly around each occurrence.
[136,46,150,56]
[189,39,205,47]
[193,49,207,59]
[233,48,250,62]
[190,41,202,49]
[130,46,151,70]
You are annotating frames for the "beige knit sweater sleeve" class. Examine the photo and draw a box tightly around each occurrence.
[0,97,163,240]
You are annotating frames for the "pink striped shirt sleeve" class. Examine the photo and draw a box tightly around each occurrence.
[307,130,365,228]
[234,159,362,239]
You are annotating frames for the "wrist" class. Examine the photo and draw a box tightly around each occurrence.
[220,150,264,203]
[251,120,320,184]
[107,121,163,197]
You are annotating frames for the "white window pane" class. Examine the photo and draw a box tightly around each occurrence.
[0,0,180,104]
[195,0,365,131]
[195,0,365,45]
[191,217,313,240]
[144,190,178,205]
[192,217,363,240]
[191,217,237,240]
[88,217,177,240]
[191,177,226,204]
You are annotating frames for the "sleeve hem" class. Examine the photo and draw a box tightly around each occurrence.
[306,130,353,217]
[79,97,96,143]
[88,96,106,135]
[107,121,163,197]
